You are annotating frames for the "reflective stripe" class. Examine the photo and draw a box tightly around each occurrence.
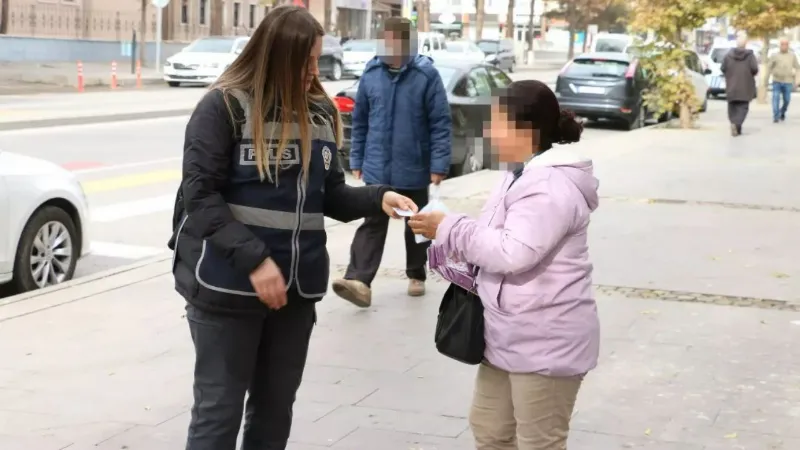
[229,203,325,230]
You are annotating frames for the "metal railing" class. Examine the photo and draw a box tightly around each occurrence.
[4,5,156,41]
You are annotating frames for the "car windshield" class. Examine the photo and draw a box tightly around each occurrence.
[710,48,729,64]
[595,38,628,53]
[566,58,630,78]
[184,38,236,53]
[446,42,467,52]
[343,40,377,52]
[476,41,499,53]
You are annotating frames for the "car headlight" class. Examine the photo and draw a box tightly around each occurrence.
[164,60,172,66]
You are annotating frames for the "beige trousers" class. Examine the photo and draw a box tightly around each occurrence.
[469,362,582,450]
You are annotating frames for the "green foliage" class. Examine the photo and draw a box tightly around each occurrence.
[629,0,720,127]
[721,0,800,38]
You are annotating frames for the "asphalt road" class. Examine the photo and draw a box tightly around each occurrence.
[0,72,636,297]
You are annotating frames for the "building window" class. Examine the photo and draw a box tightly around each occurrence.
[233,2,241,27]
[199,0,207,25]
[181,0,189,24]
[249,4,256,28]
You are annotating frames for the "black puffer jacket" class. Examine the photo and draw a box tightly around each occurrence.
[168,89,389,314]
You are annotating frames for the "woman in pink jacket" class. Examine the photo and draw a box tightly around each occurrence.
[409,80,600,450]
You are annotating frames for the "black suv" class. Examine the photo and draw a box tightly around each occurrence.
[476,39,516,72]
[319,35,344,81]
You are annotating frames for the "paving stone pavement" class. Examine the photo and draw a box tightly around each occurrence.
[1,101,798,449]
[1,269,799,450]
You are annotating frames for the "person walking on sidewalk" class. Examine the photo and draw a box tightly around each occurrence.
[409,80,599,450]
[767,38,800,123]
[721,34,759,136]
[331,17,452,308]
[168,6,418,450]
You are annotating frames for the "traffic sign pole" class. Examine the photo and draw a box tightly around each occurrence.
[151,0,171,73]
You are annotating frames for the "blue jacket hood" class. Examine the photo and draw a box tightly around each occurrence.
[365,54,434,75]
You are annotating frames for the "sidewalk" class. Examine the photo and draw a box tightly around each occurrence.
[1,103,799,449]
[0,61,164,94]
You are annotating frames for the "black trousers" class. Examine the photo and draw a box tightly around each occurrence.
[728,100,750,127]
[344,187,430,286]
[185,297,316,450]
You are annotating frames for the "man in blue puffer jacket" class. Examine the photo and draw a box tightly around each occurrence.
[332,17,452,308]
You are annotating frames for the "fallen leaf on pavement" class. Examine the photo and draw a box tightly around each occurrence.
[772,272,790,279]
[644,428,651,436]
[724,432,738,439]
[641,310,659,315]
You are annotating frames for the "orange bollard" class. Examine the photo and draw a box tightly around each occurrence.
[77,61,84,93]
[135,60,142,89]
[110,60,118,90]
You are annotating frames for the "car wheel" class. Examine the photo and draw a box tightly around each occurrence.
[167,81,180,87]
[12,206,79,293]
[328,62,343,81]
[451,141,483,177]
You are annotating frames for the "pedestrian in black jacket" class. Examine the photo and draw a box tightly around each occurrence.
[721,34,759,136]
[168,6,418,450]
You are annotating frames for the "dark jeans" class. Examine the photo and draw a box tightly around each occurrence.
[185,298,316,450]
[772,82,792,120]
[727,100,750,127]
[344,187,430,286]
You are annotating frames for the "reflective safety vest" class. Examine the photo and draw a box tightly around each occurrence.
[194,89,338,299]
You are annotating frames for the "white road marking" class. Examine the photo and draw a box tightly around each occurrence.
[91,194,174,223]
[74,157,183,174]
[90,241,168,259]
[0,115,191,136]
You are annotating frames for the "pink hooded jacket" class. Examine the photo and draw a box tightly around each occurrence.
[434,150,600,376]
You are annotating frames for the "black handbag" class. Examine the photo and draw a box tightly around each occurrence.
[434,282,485,365]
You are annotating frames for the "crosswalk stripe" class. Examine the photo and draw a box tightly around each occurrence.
[91,194,175,223]
[81,169,181,194]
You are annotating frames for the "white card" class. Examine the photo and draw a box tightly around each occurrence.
[393,208,415,217]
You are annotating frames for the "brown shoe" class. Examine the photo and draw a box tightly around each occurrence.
[407,279,426,297]
[332,279,372,308]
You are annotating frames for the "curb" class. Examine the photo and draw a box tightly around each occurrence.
[0,108,194,131]
[0,254,173,321]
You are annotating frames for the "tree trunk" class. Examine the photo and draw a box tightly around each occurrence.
[566,22,575,60]
[210,0,224,36]
[475,0,485,40]
[324,0,332,33]
[505,0,515,39]
[139,0,147,66]
[526,0,535,64]
[757,37,769,104]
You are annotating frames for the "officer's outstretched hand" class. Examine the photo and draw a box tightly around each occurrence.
[382,191,418,219]
[249,258,287,310]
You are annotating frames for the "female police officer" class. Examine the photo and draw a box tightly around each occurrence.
[168,6,418,450]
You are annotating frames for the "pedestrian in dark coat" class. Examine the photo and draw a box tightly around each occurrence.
[168,6,418,450]
[331,17,453,307]
[721,35,759,136]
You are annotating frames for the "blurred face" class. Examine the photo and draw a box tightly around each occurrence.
[780,40,789,53]
[488,101,539,163]
[305,36,322,91]
[381,30,406,58]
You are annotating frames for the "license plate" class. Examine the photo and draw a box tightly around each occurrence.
[578,86,605,94]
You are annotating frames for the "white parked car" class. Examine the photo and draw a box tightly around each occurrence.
[704,42,761,98]
[164,36,249,87]
[0,152,90,293]
[440,40,486,65]
[342,39,377,78]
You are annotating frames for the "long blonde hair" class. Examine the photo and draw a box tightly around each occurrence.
[211,5,342,183]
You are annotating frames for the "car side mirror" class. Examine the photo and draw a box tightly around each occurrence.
[704,68,712,75]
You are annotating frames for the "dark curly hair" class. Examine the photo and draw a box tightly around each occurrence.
[496,80,583,151]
